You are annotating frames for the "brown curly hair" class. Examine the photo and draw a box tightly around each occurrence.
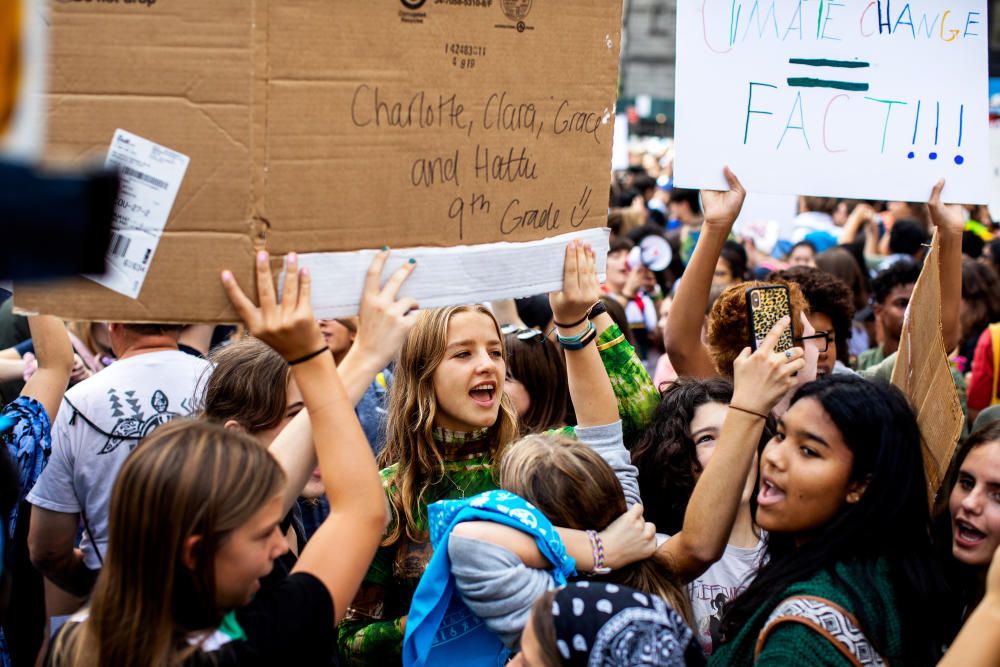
[771,266,856,365]
[706,280,808,377]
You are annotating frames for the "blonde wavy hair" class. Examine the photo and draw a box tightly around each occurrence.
[378,305,519,546]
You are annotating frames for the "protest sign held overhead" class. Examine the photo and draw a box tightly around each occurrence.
[674,1,989,204]
[16,0,623,322]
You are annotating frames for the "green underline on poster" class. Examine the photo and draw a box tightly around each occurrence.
[787,78,870,91]
[789,58,871,69]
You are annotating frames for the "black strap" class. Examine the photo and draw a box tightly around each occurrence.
[63,396,142,441]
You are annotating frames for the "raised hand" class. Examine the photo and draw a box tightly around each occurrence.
[731,316,805,416]
[599,504,657,570]
[773,313,820,417]
[929,179,968,235]
[221,251,326,362]
[700,167,746,231]
[350,250,419,371]
[550,240,601,326]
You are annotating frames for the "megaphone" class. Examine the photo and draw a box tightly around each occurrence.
[627,234,672,272]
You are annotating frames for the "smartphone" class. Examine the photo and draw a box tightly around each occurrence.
[746,285,794,353]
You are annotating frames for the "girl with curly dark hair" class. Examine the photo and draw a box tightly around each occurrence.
[632,377,773,655]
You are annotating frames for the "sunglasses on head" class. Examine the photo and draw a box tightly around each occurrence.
[500,324,550,342]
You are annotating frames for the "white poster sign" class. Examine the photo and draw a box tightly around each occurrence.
[674,1,989,204]
[990,125,1000,219]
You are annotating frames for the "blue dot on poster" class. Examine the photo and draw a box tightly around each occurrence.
[955,155,965,165]
[929,152,938,160]
[907,151,915,159]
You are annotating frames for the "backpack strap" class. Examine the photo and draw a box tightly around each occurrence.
[989,323,1000,406]
[755,595,888,667]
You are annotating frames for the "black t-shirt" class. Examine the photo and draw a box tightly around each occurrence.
[48,573,336,667]
[185,572,335,666]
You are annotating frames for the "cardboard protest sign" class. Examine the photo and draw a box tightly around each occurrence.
[16,0,623,322]
[674,1,989,204]
[890,232,965,506]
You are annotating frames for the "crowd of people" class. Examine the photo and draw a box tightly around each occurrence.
[1,156,1000,667]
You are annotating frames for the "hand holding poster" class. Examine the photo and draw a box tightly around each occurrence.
[674,1,989,204]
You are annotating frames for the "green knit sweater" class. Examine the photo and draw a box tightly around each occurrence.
[709,558,903,666]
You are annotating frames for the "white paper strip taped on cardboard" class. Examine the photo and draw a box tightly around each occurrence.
[295,228,609,319]
[674,1,989,204]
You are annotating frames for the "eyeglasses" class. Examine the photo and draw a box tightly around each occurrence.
[500,325,551,342]
[795,330,831,353]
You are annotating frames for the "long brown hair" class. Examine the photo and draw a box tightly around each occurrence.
[378,305,519,545]
[51,420,286,667]
[505,333,568,435]
[201,336,291,433]
[499,434,694,626]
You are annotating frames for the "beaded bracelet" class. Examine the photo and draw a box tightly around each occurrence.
[585,529,611,575]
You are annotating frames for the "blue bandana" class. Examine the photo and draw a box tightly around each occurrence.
[403,490,576,667]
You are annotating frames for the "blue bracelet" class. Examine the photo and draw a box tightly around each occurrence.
[558,324,598,351]
[556,321,595,344]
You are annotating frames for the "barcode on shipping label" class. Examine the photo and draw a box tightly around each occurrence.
[120,165,169,190]
[109,232,132,259]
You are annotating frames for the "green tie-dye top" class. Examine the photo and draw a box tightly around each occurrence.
[335,323,658,665]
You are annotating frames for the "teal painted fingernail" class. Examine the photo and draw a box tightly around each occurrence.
[409,258,416,265]
[383,245,390,251]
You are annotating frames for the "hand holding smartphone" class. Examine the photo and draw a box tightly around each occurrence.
[746,285,794,354]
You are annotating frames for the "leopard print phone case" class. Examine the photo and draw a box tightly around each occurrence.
[746,285,794,353]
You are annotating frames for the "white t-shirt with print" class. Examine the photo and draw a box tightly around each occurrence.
[658,533,766,656]
[27,350,210,568]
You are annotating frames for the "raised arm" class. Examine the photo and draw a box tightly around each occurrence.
[222,251,391,626]
[664,168,746,378]
[21,316,75,421]
[338,251,419,402]
[657,317,803,583]
[267,251,417,513]
[928,179,964,354]
[593,311,660,445]
[551,241,618,428]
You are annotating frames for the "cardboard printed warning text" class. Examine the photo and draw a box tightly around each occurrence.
[16,0,624,322]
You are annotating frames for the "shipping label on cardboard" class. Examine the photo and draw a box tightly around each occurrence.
[84,129,189,299]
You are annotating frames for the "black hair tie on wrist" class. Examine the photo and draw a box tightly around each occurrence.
[287,347,330,366]
[553,313,589,329]
[554,301,604,329]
